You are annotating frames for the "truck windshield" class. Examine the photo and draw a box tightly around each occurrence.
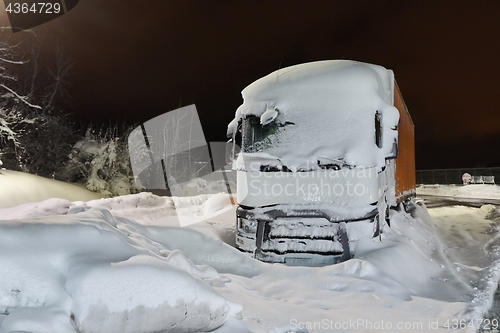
[241,115,280,152]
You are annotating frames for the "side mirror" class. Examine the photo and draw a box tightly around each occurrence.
[225,138,241,165]
[225,139,234,165]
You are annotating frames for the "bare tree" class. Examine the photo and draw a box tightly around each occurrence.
[0,29,40,169]
[0,29,76,176]
[0,30,41,110]
[43,41,72,108]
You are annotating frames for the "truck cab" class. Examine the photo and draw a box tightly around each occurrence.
[227,60,415,266]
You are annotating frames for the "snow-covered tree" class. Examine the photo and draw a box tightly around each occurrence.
[0,31,138,194]
[66,125,142,196]
[0,30,41,170]
[0,30,76,177]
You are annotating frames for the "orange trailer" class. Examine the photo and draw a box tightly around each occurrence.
[393,82,416,203]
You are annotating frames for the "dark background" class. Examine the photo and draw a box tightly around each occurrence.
[2,0,500,169]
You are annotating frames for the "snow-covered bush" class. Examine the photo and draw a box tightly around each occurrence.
[66,125,142,196]
[0,106,78,178]
[22,113,78,178]
[0,108,22,170]
[0,107,38,172]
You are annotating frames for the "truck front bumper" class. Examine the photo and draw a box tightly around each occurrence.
[236,205,378,266]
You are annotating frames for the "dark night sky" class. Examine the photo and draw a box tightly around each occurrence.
[1,0,500,169]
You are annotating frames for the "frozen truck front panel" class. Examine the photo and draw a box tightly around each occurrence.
[237,167,380,207]
[227,60,412,265]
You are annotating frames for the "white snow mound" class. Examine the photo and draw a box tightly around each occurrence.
[0,170,102,209]
[0,207,241,333]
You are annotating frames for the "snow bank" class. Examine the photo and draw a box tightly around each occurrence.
[0,194,489,333]
[228,60,400,171]
[208,205,472,333]
[417,184,500,201]
[0,170,102,209]
[357,204,473,301]
[0,207,241,333]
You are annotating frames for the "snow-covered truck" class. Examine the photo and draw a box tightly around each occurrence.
[226,60,415,265]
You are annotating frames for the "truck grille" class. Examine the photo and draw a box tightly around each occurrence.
[261,218,345,255]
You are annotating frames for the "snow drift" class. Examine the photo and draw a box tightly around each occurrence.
[0,170,102,209]
[0,204,241,333]
[1,174,500,332]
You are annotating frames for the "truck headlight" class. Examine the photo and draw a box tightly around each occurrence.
[239,217,258,234]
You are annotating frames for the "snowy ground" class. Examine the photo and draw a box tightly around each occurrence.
[1,172,500,333]
[417,184,500,201]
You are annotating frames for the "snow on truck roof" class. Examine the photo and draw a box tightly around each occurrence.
[228,60,400,170]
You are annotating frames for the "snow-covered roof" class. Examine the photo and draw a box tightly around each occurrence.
[228,60,400,170]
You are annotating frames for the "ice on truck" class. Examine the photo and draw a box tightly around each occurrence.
[227,60,416,266]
